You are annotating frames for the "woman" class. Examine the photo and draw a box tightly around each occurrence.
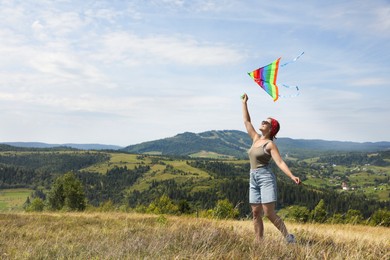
[241,93,300,243]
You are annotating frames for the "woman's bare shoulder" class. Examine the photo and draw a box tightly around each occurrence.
[251,133,262,143]
[267,141,281,151]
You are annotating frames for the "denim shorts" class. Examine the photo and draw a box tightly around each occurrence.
[249,167,277,204]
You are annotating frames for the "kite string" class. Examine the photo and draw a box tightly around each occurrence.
[278,84,300,98]
[280,52,305,67]
[278,52,304,98]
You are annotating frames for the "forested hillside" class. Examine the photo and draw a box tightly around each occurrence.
[121,130,250,158]
[0,147,389,222]
[0,151,109,188]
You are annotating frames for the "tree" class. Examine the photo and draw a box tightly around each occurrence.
[178,199,192,214]
[47,172,86,211]
[147,195,179,215]
[286,205,310,223]
[327,213,344,224]
[23,196,31,210]
[344,209,363,224]
[47,177,65,210]
[369,209,390,227]
[310,199,327,223]
[26,198,45,212]
[212,199,239,219]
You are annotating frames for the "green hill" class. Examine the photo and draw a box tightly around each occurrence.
[121,130,390,159]
[121,130,251,158]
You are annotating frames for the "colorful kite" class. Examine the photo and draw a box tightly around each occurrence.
[248,52,303,102]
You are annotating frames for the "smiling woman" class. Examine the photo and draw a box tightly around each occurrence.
[242,93,301,243]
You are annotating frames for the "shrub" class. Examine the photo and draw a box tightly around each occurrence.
[212,199,239,219]
[134,204,147,213]
[98,200,115,212]
[369,209,390,227]
[285,205,310,223]
[344,209,363,225]
[177,199,192,214]
[26,198,45,212]
[327,213,344,224]
[146,195,179,215]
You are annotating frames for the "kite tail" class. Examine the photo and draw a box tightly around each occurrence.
[278,84,300,98]
[280,52,305,67]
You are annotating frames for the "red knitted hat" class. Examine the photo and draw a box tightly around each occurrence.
[269,118,280,140]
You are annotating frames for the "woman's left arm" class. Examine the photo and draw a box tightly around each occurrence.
[269,142,301,185]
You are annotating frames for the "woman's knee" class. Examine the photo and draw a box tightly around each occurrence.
[262,204,276,218]
[265,212,277,221]
[251,205,263,219]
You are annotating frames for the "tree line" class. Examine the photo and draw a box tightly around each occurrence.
[0,150,388,225]
[0,152,109,189]
[317,152,390,167]
[24,171,389,227]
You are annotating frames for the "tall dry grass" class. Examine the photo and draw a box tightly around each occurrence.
[0,212,389,259]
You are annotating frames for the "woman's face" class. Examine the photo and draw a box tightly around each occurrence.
[259,118,272,132]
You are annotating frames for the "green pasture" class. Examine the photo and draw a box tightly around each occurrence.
[189,151,235,159]
[369,165,390,175]
[127,159,211,193]
[226,159,248,165]
[348,172,388,185]
[301,157,320,164]
[348,170,389,201]
[190,185,214,193]
[0,189,32,211]
[362,185,389,200]
[163,160,210,177]
[332,165,348,173]
[81,153,143,174]
[142,151,162,155]
[303,176,338,189]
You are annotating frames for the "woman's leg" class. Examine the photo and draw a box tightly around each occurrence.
[262,202,288,237]
[251,204,264,241]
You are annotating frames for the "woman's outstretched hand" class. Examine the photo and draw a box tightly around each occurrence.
[291,176,301,185]
[241,93,248,103]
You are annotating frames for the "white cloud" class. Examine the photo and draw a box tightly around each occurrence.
[96,32,245,66]
[371,6,390,35]
[349,77,388,87]
[0,0,389,144]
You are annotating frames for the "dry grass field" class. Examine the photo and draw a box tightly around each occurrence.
[0,212,389,259]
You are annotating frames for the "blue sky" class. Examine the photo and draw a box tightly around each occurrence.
[0,0,389,146]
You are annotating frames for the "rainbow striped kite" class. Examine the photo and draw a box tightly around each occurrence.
[248,58,281,102]
[248,52,303,102]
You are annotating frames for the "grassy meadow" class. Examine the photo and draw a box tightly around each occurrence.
[0,189,32,212]
[0,212,389,259]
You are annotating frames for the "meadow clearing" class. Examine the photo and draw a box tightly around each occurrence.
[0,189,32,212]
[0,212,389,259]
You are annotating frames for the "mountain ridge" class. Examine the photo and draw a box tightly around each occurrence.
[0,142,123,151]
[121,130,390,158]
[2,130,389,158]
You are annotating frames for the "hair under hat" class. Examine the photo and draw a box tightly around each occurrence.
[269,118,280,140]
